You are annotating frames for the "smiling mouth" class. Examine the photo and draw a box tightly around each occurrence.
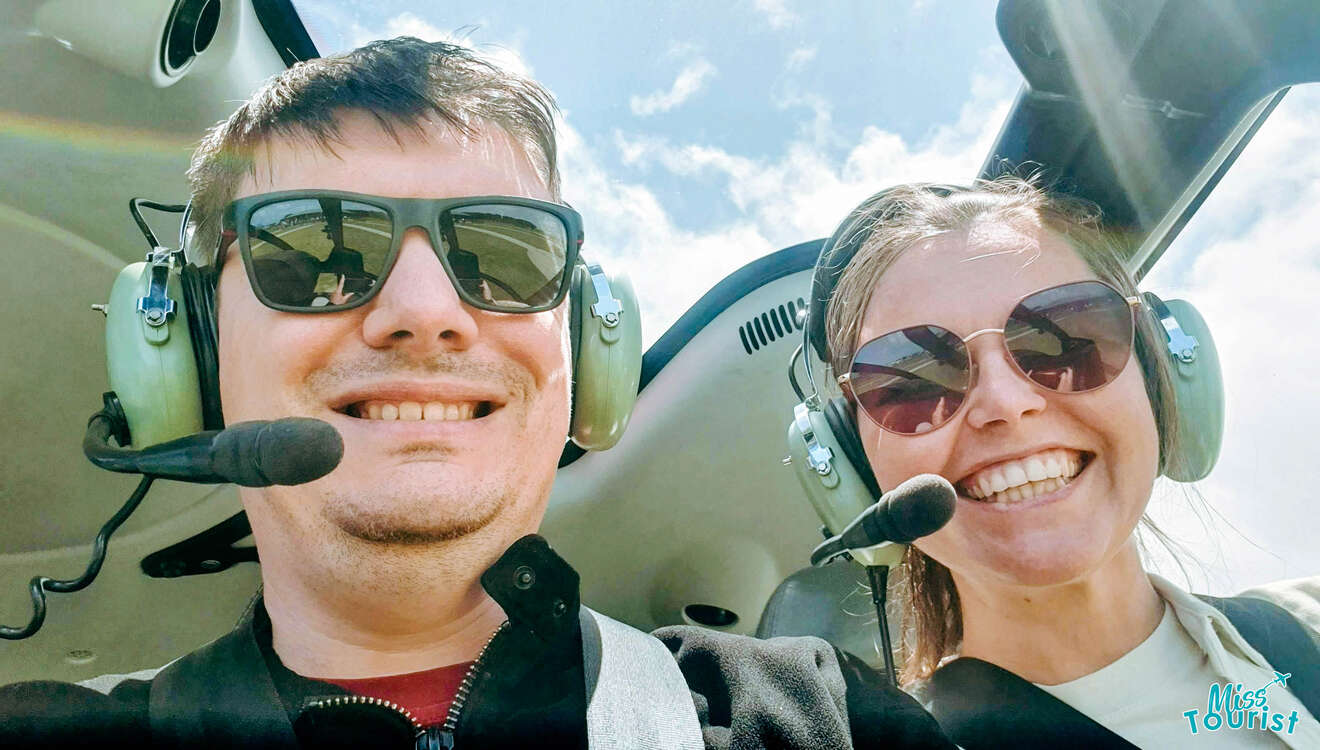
[956,449,1093,504]
[339,399,499,422]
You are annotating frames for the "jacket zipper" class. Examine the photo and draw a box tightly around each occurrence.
[300,621,511,749]
[302,692,423,733]
[418,620,511,749]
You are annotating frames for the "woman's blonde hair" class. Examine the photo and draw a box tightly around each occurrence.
[821,176,1187,684]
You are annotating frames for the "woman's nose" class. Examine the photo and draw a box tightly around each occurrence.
[962,339,1048,430]
[359,227,480,354]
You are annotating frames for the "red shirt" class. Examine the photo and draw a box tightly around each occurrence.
[326,661,475,727]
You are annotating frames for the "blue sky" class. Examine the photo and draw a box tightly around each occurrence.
[291,0,1320,593]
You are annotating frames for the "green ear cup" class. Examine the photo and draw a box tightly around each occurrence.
[568,264,642,451]
[105,260,205,447]
[786,403,904,567]
[1157,298,1225,482]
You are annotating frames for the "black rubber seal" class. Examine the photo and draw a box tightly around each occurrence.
[252,0,319,66]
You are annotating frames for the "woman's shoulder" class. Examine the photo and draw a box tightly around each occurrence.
[1237,575,1320,636]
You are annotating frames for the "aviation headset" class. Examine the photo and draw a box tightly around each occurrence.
[786,184,1225,566]
[103,200,643,452]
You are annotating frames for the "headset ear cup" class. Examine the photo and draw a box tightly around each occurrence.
[823,397,882,499]
[180,263,223,429]
[1151,298,1225,482]
[104,261,205,447]
[786,400,900,567]
[568,265,642,451]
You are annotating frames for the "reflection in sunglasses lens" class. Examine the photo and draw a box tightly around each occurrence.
[247,198,390,308]
[447,204,569,309]
[850,325,970,434]
[1007,282,1132,393]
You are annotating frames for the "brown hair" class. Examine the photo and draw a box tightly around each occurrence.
[184,37,560,265]
[821,177,1186,684]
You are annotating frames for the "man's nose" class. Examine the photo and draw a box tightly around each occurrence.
[360,227,479,353]
[962,338,1048,430]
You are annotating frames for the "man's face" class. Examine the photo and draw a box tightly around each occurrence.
[216,111,572,549]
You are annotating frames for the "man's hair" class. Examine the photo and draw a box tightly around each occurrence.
[821,176,1187,685]
[185,37,560,265]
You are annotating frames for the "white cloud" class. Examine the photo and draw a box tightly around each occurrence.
[596,57,1017,340]
[786,46,817,71]
[754,0,799,29]
[629,59,718,117]
[1142,85,1320,592]
[614,65,1015,253]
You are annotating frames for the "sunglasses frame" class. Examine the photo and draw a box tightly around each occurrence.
[838,280,1143,436]
[219,189,584,314]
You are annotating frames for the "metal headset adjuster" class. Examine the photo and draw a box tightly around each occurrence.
[136,246,178,328]
[793,401,835,477]
[585,263,623,327]
[1144,292,1199,364]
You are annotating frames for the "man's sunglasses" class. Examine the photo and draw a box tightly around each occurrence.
[219,190,584,313]
[838,280,1143,436]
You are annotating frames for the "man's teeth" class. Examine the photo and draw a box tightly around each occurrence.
[358,400,478,421]
[960,449,1084,504]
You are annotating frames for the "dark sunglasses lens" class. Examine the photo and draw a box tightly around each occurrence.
[246,198,392,309]
[445,204,570,310]
[1006,281,1133,392]
[850,325,971,434]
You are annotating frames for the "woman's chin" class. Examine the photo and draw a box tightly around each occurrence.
[945,540,1113,591]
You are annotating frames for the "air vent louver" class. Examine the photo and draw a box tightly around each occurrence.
[738,297,807,355]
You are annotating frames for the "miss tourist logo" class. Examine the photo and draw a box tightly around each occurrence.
[1183,671,1300,736]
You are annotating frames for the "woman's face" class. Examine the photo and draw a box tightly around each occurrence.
[853,218,1160,589]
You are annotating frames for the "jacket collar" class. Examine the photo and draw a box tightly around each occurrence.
[480,534,581,646]
[238,533,584,707]
[235,532,583,647]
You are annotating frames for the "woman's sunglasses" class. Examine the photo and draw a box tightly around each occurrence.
[219,190,584,314]
[838,280,1142,435]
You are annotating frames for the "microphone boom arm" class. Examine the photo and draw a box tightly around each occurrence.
[84,405,227,483]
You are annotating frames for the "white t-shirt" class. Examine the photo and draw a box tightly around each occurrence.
[1033,575,1320,749]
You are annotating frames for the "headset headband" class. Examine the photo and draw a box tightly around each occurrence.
[805,183,966,366]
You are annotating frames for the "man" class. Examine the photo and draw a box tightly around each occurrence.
[0,38,951,749]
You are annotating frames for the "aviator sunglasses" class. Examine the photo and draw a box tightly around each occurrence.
[219,190,584,313]
[838,280,1142,435]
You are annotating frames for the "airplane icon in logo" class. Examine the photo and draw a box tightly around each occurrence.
[1265,671,1291,689]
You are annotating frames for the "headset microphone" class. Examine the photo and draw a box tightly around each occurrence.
[85,414,344,487]
[810,474,956,566]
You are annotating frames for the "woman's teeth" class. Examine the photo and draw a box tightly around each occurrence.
[959,449,1084,504]
[354,400,482,422]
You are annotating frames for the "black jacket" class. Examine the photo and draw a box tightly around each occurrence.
[1,535,587,749]
[0,535,953,749]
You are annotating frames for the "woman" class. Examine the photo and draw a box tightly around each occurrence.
[816,178,1320,748]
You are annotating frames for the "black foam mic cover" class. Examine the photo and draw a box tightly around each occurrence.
[210,418,344,487]
[837,473,956,549]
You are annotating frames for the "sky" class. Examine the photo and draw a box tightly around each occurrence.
[291,0,1320,594]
